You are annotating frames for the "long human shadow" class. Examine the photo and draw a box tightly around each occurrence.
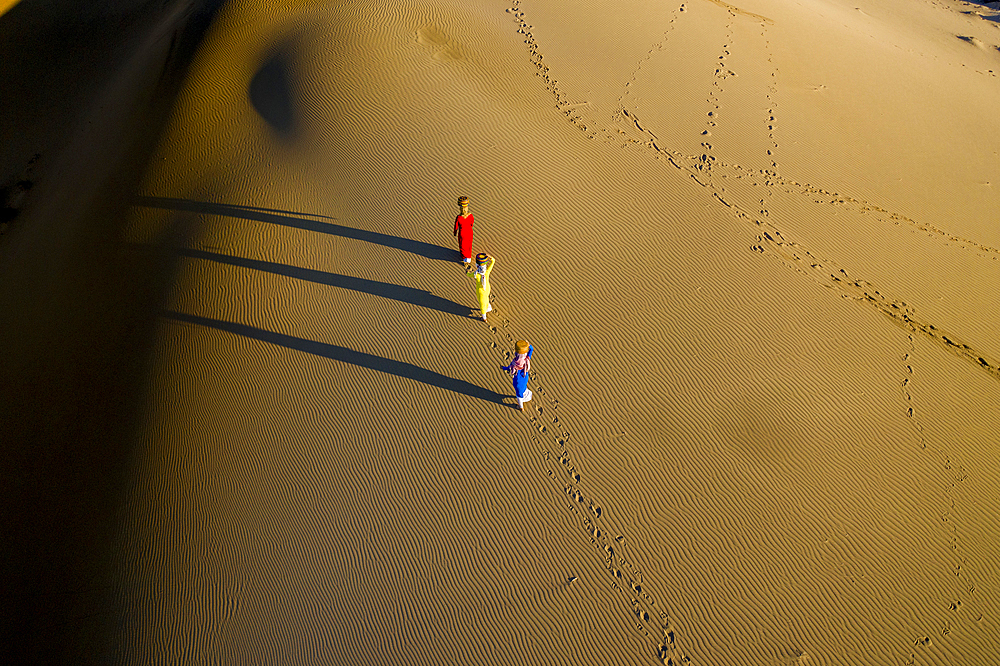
[164,311,507,405]
[137,196,457,262]
[179,248,473,317]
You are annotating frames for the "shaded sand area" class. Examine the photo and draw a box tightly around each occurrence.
[3,0,1000,663]
[0,0,227,661]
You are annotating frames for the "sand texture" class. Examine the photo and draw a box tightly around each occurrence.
[2,0,999,663]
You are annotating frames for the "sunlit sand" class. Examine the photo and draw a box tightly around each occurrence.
[2,0,998,663]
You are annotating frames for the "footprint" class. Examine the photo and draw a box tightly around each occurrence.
[776,650,812,664]
[416,24,464,61]
[957,35,990,51]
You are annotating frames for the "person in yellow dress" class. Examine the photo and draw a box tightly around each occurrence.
[467,252,495,321]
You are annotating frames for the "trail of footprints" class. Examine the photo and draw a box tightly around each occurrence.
[506,3,996,660]
[484,301,689,663]
[900,338,927,449]
[616,4,684,126]
[900,337,981,663]
[654,33,1000,384]
[760,233,1000,382]
[613,4,686,154]
[510,0,1000,385]
[508,1,599,138]
[692,9,736,191]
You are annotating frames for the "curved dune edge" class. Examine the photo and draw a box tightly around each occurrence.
[0,0,20,18]
[113,0,1000,664]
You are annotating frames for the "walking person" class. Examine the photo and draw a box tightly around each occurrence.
[467,252,495,321]
[454,196,474,263]
[502,340,533,411]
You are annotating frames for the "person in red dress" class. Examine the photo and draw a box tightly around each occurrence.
[454,196,473,263]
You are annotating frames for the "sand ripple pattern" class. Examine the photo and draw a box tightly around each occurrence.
[114,0,1000,664]
[513,0,1000,384]
[509,0,1000,663]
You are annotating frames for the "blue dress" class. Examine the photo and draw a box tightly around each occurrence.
[502,345,533,398]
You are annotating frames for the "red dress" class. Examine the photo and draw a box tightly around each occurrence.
[454,213,474,260]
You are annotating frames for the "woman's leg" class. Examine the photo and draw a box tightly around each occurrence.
[481,286,491,319]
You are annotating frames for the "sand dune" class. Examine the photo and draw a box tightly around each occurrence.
[3,0,999,663]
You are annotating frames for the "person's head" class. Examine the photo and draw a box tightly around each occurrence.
[515,340,529,355]
[458,196,469,213]
[476,252,489,266]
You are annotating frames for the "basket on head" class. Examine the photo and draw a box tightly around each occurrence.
[458,196,469,206]
[515,340,529,354]
[475,253,489,265]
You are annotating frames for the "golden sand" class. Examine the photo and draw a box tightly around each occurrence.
[3,0,999,663]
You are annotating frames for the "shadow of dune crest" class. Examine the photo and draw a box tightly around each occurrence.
[0,1,230,662]
[249,44,298,138]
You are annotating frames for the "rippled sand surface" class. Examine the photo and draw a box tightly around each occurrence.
[3,0,999,663]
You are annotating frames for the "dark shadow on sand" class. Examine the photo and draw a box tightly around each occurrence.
[138,196,458,262]
[179,248,473,317]
[165,310,506,404]
[249,50,297,137]
[0,1,229,662]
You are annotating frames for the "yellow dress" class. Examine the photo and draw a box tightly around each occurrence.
[470,256,495,317]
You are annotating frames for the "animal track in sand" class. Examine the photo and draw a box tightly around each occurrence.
[900,342,926,449]
[694,10,737,188]
[762,24,779,172]
[896,339,976,654]
[657,619,691,665]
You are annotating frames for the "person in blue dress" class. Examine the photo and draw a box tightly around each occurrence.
[501,340,533,411]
